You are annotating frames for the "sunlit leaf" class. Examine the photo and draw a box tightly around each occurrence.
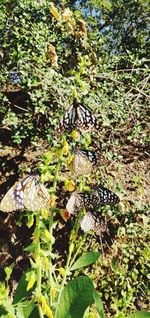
[70,252,100,271]
[57,276,95,318]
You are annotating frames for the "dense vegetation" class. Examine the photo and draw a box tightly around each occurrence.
[0,0,149,318]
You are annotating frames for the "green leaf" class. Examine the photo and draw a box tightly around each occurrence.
[28,306,40,318]
[126,312,150,318]
[13,270,36,304]
[57,276,94,318]
[70,252,100,271]
[16,301,35,318]
[0,306,7,315]
[93,290,104,318]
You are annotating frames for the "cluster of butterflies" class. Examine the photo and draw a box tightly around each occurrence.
[65,186,119,234]
[0,174,119,235]
[0,100,120,235]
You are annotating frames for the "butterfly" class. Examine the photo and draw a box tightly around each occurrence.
[0,175,51,213]
[66,186,119,215]
[80,212,107,235]
[71,149,98,176]
[83,186,120,210]
[56,99,100,133]
[66,190,84,215]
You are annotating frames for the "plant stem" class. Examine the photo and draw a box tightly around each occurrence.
[49,210,54,307]
[69,235,87,268]
[55,246,73,318]
[49,155,62,306]
[36,213,44,318]
[53,158,62,192]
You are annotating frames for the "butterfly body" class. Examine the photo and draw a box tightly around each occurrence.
[0,175,50,213]
[57,100,100,133]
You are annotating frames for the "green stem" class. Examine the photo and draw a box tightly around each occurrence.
[55,216,82,318]
[55,246,73,318]
[49,210,54,307]
[36,213,44,318]
[49,154,62,306]
[69,234,87,268]
[53,157,62,192]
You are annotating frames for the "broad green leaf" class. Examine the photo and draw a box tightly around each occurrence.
[70,252,100,271]
[126,312,150,318]
[57,276,94,318]
[0,303,15,317]
[16,301,35,318]
[13,270,36,304]
[28,306,40,318]
[93,290,104,318]
[0,306,7,315]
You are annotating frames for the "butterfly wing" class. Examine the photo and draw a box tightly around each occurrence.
[76,102,100,132]
[0,183,24,212]
[0,176,33,212]
[66,191,83,215]
[72,150,93,175]
[91,186,120,208]
[80,150,98,165]
[56,100,100,133]
[80,212,107,235]
[0,175,50,213]
[24,181,50,212]
[56,104,76,133]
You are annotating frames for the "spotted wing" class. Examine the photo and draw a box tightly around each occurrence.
[23,177,50,212]
[76,102,100,132]
[57,100,100,133]
[0,175,50,213]
[72,150,93,175]
[0,176,34,212]
[66,191,84,215]
[78,150,98,165]
[91,186,120,209]
[56,104,76,133]
[80,212,107,235]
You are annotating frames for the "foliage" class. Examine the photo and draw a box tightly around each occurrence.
[0,0,149,318]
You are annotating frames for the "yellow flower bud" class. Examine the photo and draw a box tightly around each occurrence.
[69,242,74,253]
[50,195,57,208]
[64,180,75,192]
[43,256,50,270]
[67,154,74,166]
[71,130,80,140]
[44,229,51,241]
[59,267,66,276]
[50,3,61,21]
[50,287,57,298]
[62,140,69,155]
[41,208,49,220]
[63,7,72,21]
[39,295,54,318]
[40,295,47,313]
[45,304,54,318]
[27,214,34,228]
[27,272,36,291]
